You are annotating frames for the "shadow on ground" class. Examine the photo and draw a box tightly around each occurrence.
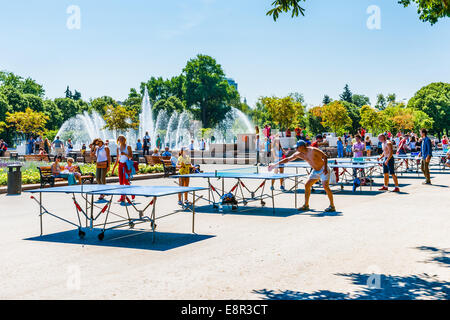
[24,228,215,251]
[193,204,300,217]
[416,246,450,268]
[253,273,449,300]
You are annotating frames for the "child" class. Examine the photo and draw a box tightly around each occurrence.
[64,157,82,184]
[345,141,352,157]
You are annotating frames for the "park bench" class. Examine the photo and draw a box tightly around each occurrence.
[24,154,51,162]
[38,165,95,188]
[161,159,177,177]
[144,155,164,166]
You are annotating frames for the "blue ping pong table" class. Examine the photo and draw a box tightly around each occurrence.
[173,167,305,214]
[26,184,207,242]
[285,161,379,192]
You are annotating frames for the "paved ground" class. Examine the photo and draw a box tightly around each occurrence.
[0,164,449,299]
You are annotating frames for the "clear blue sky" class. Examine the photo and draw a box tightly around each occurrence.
[0,0,449,108]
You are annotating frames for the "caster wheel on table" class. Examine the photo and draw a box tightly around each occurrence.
[98,233,105,241]
[261,201,266,207]
[243,200,248,206]
[129,222,135,229]
[151,221,157,230]
[78,230,86,239]
[231,205,238,211]
[341,185,344,190]
[213,204,218,209]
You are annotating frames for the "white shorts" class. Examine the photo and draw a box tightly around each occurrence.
[308,166,331,183]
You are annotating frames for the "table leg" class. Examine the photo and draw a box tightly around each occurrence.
[192,191,196,233]
[39,192,43,236]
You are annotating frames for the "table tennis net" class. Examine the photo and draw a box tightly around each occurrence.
[214,166,259,177]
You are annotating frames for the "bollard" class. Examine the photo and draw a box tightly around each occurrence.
[7,164,22,195]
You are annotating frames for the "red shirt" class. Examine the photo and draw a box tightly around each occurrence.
[311,141,319,148]
[294,128,301,136]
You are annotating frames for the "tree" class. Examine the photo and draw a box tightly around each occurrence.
[73,90,82,101]
[5,107,49,136]
[341,101,361,134]
[289,92,305,104]
[261,96,305,132]
[322,95,332,105]
[153,96,185,117]
[0,71,45,97]
[65,86,73,99]
[267,0,450,24]
[23,94,44,112]
[103,105,138,134]
[320,101,352,135]
[399,0,450,24]
[407,82,450,136]
[360,105,388,134]
[306,106,325,135]
[54,98,80,122]
[0,86,27,112]
[352,94,370,108]
[183,54,237,128]
[90,96,118,116]
[339,84,353,103]
[43,100,64,130]
[375,94,387,110]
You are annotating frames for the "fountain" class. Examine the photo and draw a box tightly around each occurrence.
[54,89,255,152]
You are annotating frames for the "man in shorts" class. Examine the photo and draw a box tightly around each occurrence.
[268,140,336,212]
[377,134,400,192]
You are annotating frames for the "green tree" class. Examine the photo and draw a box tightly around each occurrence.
[322,95,332,105]
[267,0,450,24]
[23,94,44,112]
[73,90,82,101]
[90,96,118,115]
[0,86,27,112]
[54,98,80,122]
[0,71,45,97]
[320,101,352,135]
[43,100,64,130]
[65,86,72,99]
[352,94,371,108]
[153,96,185,117]
[407,82,450,136]
[399,0,450,24]
[306,106,325,135]
[375,94,387,110]
[341,101,361,134]
[183,54,237,128]
[339,84,353,103]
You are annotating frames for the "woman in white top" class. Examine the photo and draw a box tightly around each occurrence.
[90,138,111,200]
[113,135,133,203]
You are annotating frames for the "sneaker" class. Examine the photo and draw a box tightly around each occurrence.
[324,206,336,212]
[178,201,183,206]
[378,186,388,191]
[422,181,432,185]
[298,204,310,211]
[270,186,274,191]
[184,200,190,207]
[392,187,400,193]
[280,185,285,191]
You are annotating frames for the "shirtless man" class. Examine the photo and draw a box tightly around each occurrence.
[377,134,400,192]
[268,140,336,212]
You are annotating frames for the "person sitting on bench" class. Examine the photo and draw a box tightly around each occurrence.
[51,156,78,185]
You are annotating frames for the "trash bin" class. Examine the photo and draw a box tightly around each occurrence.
[7,164,22,195]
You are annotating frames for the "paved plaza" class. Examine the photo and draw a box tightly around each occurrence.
[0,164,449,299]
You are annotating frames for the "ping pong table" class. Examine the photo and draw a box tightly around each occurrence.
[173,167,305,214]
[285,161,379,191]
[26,184,207,242]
